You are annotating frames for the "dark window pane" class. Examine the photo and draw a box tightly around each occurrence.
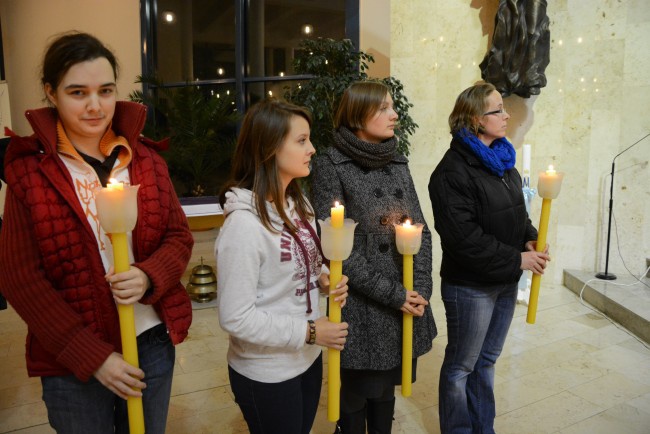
[246,0,346,77]
[244,79,304,109]
[156,0,236,82]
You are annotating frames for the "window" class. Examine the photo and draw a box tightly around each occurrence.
[141,0,357,114]
[139,0,357,197]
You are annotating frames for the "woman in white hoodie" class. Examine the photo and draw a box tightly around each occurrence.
[215,99,350,434]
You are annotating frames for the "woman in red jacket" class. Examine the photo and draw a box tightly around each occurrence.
[0,32,193,434]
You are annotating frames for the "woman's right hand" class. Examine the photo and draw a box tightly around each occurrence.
[94,352,146,400]
[521,250,551,275]
[314,316,348,350]
[400,290,428,317]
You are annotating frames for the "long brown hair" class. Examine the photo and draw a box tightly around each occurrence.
[220,99,314,234]
[448,82,496,135]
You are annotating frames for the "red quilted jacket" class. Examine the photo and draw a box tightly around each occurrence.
[0,101,193,381]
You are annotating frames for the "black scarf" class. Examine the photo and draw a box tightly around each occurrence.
[333,126,398,169]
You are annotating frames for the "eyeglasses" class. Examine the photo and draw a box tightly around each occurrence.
[483,108,508,116]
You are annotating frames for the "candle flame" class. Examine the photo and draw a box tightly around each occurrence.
[334,201,340,207]
[547,165,554,171]
[108,178,119,185]
[404,219,412,227]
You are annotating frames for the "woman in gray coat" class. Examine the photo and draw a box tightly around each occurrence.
[311,81,437,434]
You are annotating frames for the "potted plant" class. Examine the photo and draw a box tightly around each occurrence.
[129,76,239,197]
[284,38,418,156]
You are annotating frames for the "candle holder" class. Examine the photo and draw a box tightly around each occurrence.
[318,217,357,423]
[394,221,424,397]
[95,182,145,434]
[526,168,564,324]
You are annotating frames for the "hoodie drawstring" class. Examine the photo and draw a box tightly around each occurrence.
[285,220,326,314]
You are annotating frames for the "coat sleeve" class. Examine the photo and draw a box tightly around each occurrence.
[215,213,308,350]
[525,217,538,247]
[0,185,114,381]
[429,167,523,282]
[311,155,406,310]
[135,153,194,305]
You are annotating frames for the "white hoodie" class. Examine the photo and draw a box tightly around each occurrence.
[215,188,323,382]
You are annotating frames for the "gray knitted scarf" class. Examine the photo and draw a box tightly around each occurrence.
[333,126,398,169]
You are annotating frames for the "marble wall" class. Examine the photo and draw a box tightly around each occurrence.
[391,0,650,284]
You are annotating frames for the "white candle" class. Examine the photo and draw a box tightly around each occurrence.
[537,165,564,199]
[394,220,424,255]
[522,144,531,177]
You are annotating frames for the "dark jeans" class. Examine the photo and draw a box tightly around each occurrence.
[439,281,517,434]
[41,323,175,434]
[228,354,323,434]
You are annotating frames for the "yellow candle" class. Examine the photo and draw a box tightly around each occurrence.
[526,198,551,324]
[95,182,144,434]
[401,253,414,397]
[527,165,564,324]
[327,200,344,422]
[327,259,342,422]
[331,201,344,228]
[112,233,145,434]
[394,219,424,397]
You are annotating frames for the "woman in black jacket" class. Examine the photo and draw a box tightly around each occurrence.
[428,83,549,434]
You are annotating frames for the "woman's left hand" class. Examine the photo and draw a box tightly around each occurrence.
[105,266,152,305]
[319,273,349,308]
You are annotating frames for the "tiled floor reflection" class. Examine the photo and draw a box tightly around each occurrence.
[1,235,649,433]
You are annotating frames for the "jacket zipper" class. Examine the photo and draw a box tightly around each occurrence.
[501,177,510,190]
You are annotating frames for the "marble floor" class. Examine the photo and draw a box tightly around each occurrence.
[1,231,650,433]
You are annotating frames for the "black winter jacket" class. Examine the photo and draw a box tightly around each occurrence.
[428,136,537,286]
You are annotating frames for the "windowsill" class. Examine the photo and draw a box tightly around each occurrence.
[180,196,223,217]
[180,196,224,230]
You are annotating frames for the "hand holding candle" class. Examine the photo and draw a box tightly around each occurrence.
[318,202,357,422]
[394,219,424,397]
[526,165,564,324]
[95,179,144,434]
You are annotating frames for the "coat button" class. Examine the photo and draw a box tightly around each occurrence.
[380,216,390,225]
[379,243,389,253]
[374,188,384,198]
[383,167,392,175]
[361,167,371,174]
[395,189,403,199]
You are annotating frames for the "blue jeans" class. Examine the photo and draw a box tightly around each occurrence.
[229,355,322,434]
[439,282,517,434]
[41,323,175,434]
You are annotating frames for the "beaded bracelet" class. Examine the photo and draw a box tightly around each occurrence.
[307,320,316,345]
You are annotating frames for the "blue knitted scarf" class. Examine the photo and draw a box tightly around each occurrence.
[456,128,516,177]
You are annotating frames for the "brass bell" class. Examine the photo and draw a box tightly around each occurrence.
[186,257,218,303]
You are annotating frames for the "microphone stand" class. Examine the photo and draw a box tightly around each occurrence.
[595,132,650,280]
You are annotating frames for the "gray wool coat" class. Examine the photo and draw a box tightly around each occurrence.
[311,146,437,371]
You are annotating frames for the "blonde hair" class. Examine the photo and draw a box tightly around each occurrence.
[448,83,496,135]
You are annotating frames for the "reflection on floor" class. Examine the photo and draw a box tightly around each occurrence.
[1,231,649,433]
